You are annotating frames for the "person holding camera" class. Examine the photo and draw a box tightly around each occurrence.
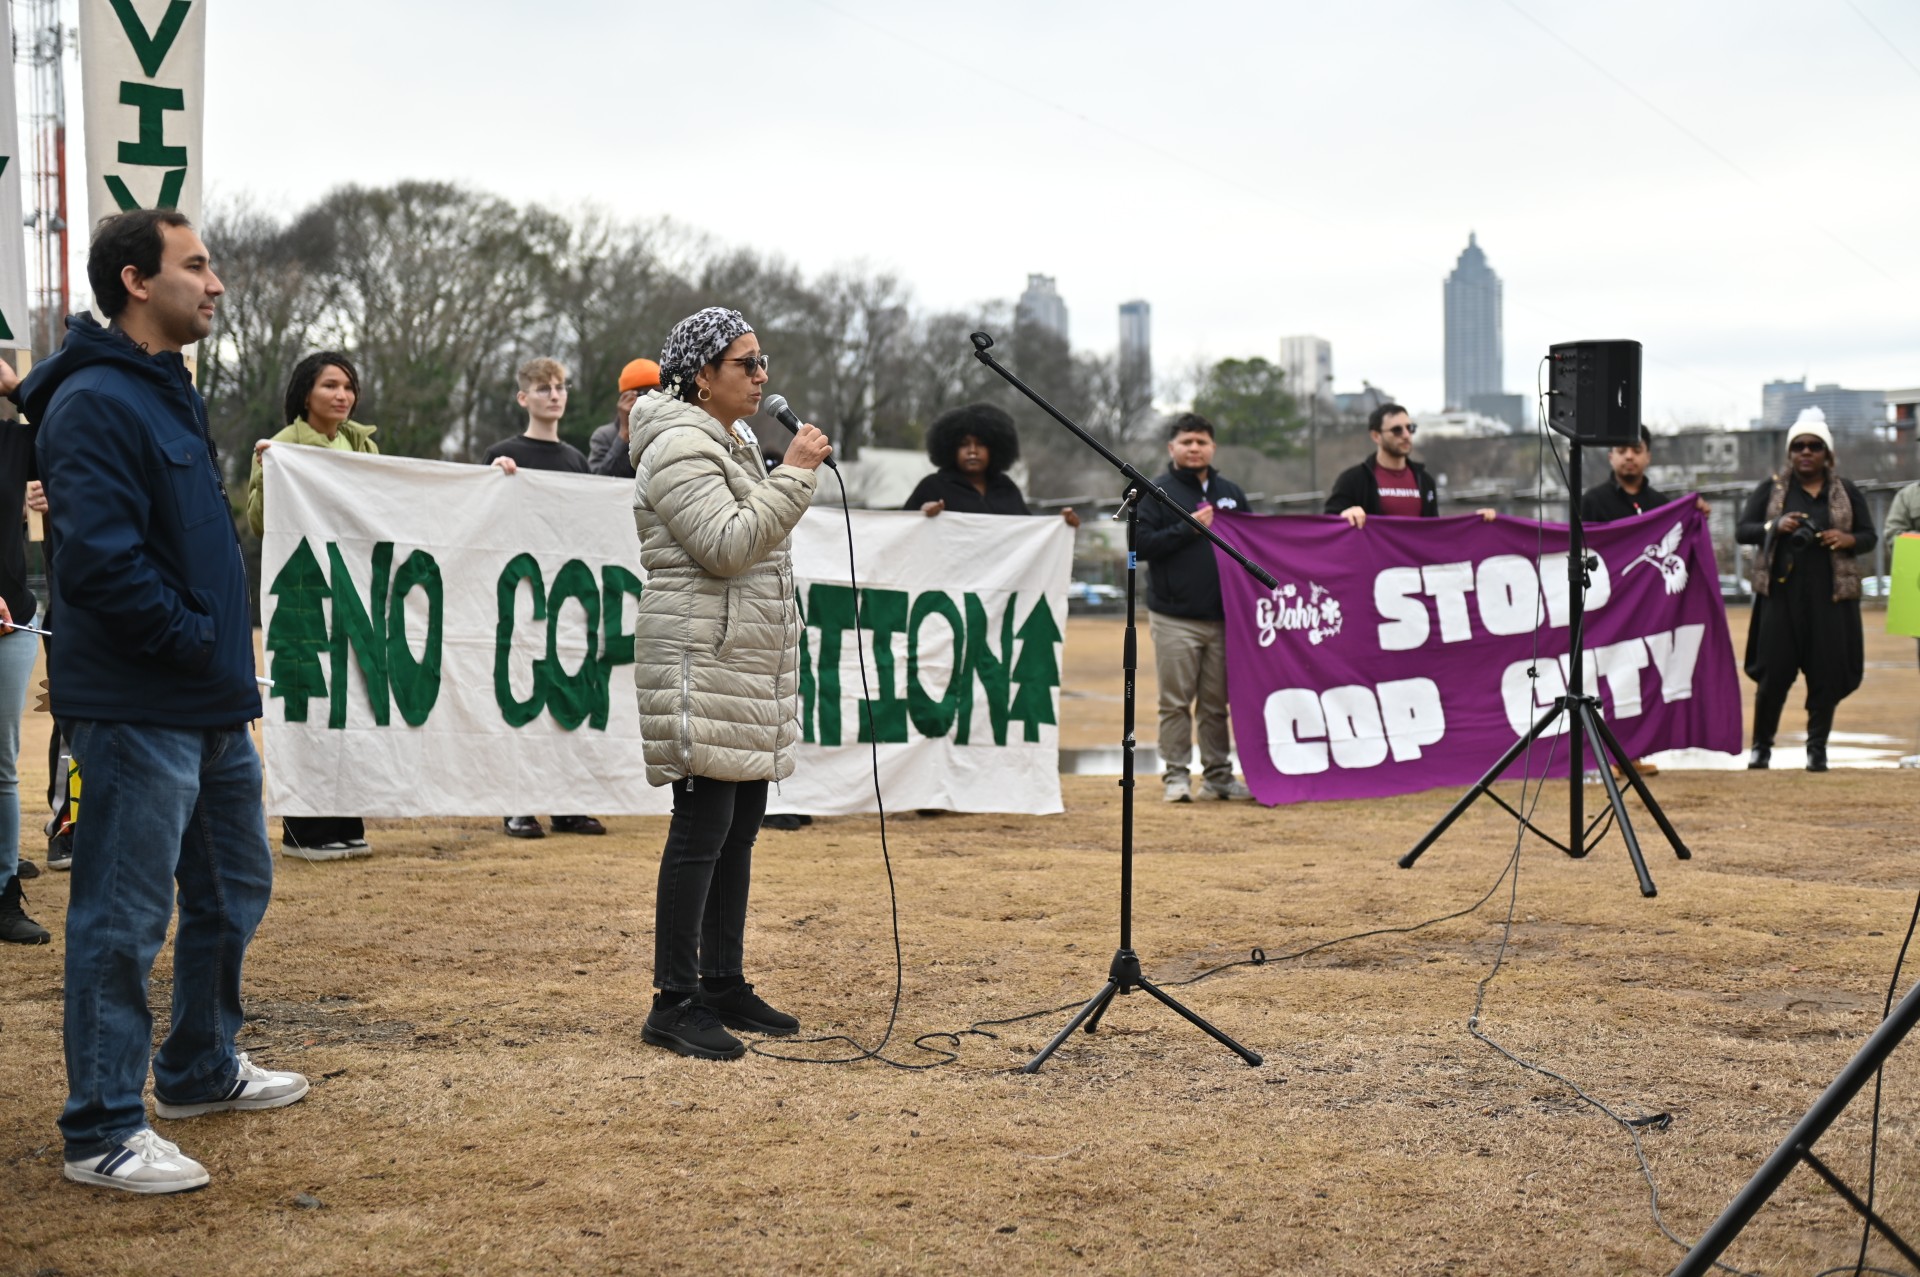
[1735,411,1878,772]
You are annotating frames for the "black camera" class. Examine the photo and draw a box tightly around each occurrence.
[1785,512,1825,549]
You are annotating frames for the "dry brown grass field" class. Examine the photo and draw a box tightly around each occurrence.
[3,609,1918,1276]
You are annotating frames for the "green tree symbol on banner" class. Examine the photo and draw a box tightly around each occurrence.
[1008,595,1063,742]
[264,537,330,721]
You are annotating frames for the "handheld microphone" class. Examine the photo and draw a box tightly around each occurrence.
[761,394,837,470]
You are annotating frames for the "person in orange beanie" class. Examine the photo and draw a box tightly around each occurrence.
[590,357,661,478]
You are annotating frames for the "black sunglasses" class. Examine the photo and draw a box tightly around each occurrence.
[1788,439,1827,453]
[1381,423,1416,437]
[724,355,770,373]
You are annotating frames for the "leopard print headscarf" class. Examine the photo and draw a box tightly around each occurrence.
[658,307,752,398]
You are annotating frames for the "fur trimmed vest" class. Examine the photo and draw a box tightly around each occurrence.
[1749,471,1860,602]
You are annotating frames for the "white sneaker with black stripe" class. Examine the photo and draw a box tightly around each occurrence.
[64,1128,209,1194]
[153,1052,310,1119]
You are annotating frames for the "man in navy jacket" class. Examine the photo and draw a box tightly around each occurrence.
[1137,413,1252,803]
[17,210,307,1195]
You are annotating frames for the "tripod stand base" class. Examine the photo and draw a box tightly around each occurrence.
[1023,949,1263,1074]
[1399,695,1688,897]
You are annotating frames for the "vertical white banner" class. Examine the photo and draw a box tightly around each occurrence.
[0,4,32,349]
[79,0,205,236]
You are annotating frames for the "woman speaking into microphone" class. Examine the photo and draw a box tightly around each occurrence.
[626,306,832,1060]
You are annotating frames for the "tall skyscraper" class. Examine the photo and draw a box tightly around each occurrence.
[1016,273,1069,343]
[1118,300,1152,391]
[1279,335,1333,402]
[1444,233,1503,411]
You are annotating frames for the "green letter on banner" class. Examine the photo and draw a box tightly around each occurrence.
[328,542,391,728]
[962,592,1013,746]
[906,590,966,739]
[263,537,329,722]
[539,560,602,732]
[1008,596,1063,742]
[795,587,815,743]
[495,554,545,728]
[387,550,443,727]
[116,82,187,167]
[808,583,858,747]
[856,588,909,744]
[108,0,191,77]
[595,566,645,731]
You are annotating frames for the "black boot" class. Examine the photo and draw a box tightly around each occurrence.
[1806,742,1828,773]
[0,874,50,945]
[1747,744,1771,770]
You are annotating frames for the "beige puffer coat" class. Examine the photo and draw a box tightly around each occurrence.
[627,392,819,786]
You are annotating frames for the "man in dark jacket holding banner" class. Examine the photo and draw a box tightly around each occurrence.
[17,210,306,1195]
[1325,403,1440,526]
[1138,414,1252,803]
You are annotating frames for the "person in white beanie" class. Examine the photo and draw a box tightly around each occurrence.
[1734,409,1879,771]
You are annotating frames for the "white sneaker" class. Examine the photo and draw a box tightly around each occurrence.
[1204,779,1253,801]
[1163,775,1192,803]
[64,1128,209,1194]
[154,1052,310,1119]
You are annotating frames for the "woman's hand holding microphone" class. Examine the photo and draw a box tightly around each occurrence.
[781,422,833,471]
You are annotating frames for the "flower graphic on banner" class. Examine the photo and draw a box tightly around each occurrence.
[1622,522,1689,595]
[1255,581,1344,647]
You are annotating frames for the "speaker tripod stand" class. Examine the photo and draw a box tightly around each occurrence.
[1398,428,1689,896]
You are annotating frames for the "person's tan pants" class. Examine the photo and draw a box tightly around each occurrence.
[1147,611,1233,785]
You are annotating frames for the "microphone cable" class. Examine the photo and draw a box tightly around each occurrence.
[1831,886,1920,1277]
[746,459,964,1070]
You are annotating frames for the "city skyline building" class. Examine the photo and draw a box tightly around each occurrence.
[1279,334,1333,403]
[1119,299,1151,392]
[1443,232,1503,413]
[1016,273,1069,343]
[1759,378,1887,439]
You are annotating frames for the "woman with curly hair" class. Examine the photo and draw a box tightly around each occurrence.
[902,403,1079,526]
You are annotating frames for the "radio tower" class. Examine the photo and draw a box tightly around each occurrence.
[17,0,70,353]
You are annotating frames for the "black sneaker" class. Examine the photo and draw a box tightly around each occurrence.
[15,858,37,879]
[503,816,545,840]
[643,994,745,1060]
[700,983,800,1036]
[46,832,72,872]
[0,874,50,945]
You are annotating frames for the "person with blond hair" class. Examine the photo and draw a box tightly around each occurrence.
[483,357,605,839]
[484,356,590,477]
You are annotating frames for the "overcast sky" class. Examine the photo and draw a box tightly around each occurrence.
[124,1,1920,425]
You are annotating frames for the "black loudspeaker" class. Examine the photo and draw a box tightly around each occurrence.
[1547,339,1642,446]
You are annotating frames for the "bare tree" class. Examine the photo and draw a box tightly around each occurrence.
[200,198,328,480]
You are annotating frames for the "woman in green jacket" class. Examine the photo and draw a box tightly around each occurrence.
[250,352,379,860]
[246,352,379,537]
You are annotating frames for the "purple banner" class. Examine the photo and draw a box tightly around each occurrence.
[1211,500,1743,804]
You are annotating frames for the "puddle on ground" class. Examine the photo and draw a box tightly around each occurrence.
[1059,733,1914,775]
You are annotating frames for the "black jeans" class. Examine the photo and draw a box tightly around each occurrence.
[653,778,767,993]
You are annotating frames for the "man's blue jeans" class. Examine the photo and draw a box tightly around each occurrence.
[60,722,273,1159]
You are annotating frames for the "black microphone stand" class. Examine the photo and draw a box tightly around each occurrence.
[969,331,1274,1073]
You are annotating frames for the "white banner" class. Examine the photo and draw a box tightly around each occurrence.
[259,447,1072,818]
[0,3,30,348]
[79,0,205,232]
